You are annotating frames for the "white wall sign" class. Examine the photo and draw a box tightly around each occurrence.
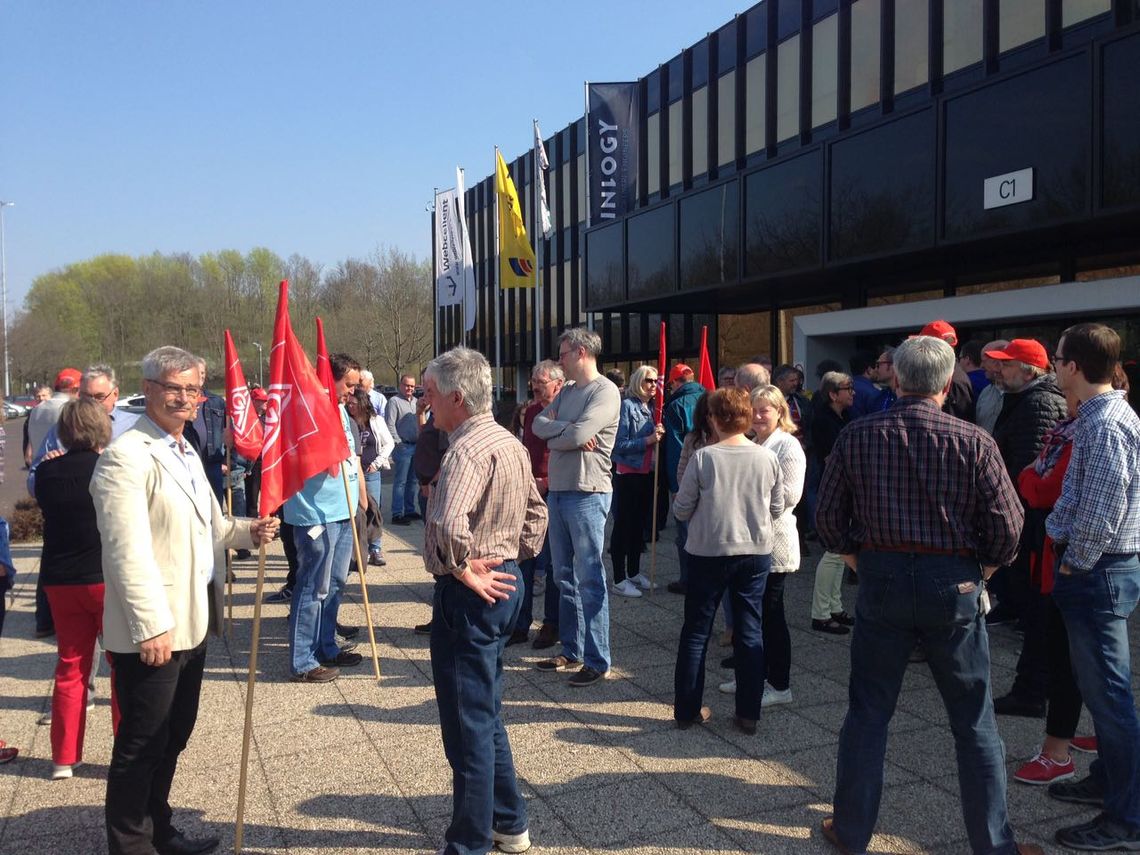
[984,167,1034,210]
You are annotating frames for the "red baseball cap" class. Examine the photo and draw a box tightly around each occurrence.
[669,363,694,382]
[919,320,958,347]
[984,339,1049,370]
[250,387,269,402]
[54,368,82,390]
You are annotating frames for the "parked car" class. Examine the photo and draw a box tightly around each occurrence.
[116,394,146,412]
[2,400,26,419]
[11,396,39,411]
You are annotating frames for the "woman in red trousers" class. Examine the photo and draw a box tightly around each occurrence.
[34,399,118,780]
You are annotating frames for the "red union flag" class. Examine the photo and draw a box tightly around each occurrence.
[314,317,337,407]
[697,325,716,392]
[258,280,350,517]
[224,330,264,460]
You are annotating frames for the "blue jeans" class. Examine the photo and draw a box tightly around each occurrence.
[834,552,1015,855]
[675,552,770,722]
[289,520,354,675]
[672,495,690,586]
[1052,550,1140,829]
[363,471,384,553]
[430,567,527,855]
[515,535,558,633]
[390,443,419,519]
[547,490,612,672]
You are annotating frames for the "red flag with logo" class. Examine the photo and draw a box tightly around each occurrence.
[697,325,716,392]
[654,321,667,424]
[314,317,338,407]
[223,330,264,460]
[258,281,350,517]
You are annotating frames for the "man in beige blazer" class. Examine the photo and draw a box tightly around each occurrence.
[92,345,278,855]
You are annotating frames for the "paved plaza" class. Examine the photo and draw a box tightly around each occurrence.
[0,521,1135,855]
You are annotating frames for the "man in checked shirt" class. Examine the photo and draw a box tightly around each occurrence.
[1045,322,1140,852]
[421,346,548,855]
[815,336,1038,855]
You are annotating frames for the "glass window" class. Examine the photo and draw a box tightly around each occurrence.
[746,3,768,57]
[668,55,684,102]
[692,86,709,177]
[812,14,838,128]
[1000,0,1045,53]
[547,167,557,232]
[1063,0,1111,26]
[744,152,822,276]
[668,106,683,187]
[647,69,662,113]
[718,21,737,73]
[680,182,740,290]
[778,0,803,40]
[746,57,766,154]
[895,0,929,94]
[647,112,661,196]
[692,39,710,89]
[562,260,573,327]
[777,35,801,142]
[577,153,586,223]
[850,0,881,112]
[1103,35,1140,208]
[944,0,983,75]
[627,205,676,299]
[561,161,570,225]
[718,71,736,167]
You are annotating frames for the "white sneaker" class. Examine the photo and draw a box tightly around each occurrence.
[762,684,793,707]
[629,573,656,591]
[51,761,81,780]
[38,711,52,726]
[718,679,737,694]
[612,579,642,598]
[492,827,532,853]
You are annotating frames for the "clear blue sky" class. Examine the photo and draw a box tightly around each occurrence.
[1,0,747,310]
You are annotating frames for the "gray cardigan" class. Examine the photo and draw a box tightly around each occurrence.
[673,442,784,557]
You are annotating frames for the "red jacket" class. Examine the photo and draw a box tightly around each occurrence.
[1016,443,1073,594]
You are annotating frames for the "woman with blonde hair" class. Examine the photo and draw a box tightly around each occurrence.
[610,364,664,597]
[719,385,806,706]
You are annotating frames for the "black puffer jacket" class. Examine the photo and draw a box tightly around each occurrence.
[992,375,1067,479]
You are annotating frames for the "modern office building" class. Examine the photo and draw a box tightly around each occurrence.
[437,0,1140,381]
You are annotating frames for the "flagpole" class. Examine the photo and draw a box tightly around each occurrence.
[432,188,439,355]
[532,121,541,365]
[233,542,268,854]
[225,446,234,637]
[459,168,469,347]
[494,147,502,402]
[342,467,381,680]
[649,444,661,596]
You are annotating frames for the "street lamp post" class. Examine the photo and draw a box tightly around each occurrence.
[0,201,13,399]
[252,342,263,387]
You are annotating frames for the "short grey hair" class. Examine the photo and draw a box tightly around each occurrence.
[558,327,602,359]
[531,359,564,382]
[425,346,492,416]
[894,336,955,395]
[820,371,852,398]
[141,346,200,382]
[1008,359,1046,379]
[83,363,118,388]
[359,369,374,384]
[735,362,771,391]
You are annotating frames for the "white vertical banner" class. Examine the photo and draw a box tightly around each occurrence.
[454,167,476,333]
[434,179,476,336]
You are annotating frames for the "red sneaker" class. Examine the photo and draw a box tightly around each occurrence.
[1070,735,1097,754]
[1013,750,1075,785]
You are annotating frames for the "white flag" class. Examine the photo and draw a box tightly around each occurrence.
[434,187,463,308]
[454,166,476,331]
[534,120,554,239]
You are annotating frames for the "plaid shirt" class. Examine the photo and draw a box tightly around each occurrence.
[1046,390,1140,571]
[817,396,1023,566]
[424,412,548,577]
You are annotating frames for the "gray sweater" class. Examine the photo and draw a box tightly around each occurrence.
[673,442,784,557]
[531,376,620,493]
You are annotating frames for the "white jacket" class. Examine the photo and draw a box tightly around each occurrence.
[364,414,395,472]
[760,430,806,573]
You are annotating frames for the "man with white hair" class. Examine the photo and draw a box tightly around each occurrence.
[975,339,1010,434]
[734,362,770,392]
[359,369,387,417]
[422,346,547,855]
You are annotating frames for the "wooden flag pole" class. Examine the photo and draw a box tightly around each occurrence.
[233,542,267,854]
[648,442,662,596]
[225,446,234,638]
[341,468,381,680]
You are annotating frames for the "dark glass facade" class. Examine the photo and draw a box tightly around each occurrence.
[439,0,1138,368]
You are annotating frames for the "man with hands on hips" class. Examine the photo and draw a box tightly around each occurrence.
[91,346,280,855]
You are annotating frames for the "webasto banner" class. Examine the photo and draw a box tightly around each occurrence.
[587,82,638,224]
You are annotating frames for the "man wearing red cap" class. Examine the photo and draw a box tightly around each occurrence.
[663,363,706,595]
[918,321,975,422]
[984,339,1067,718]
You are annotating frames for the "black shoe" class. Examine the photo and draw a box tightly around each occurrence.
[392,515,410,526]
[34,627,55,639]
[1055,812,1140,849]
[405,511,422,521]
[336,640,360,654]
[234,549,252,561]
[532,623,559,650]
[264,585,293,603]
[505,629,529,647]
[830,611,855,627]
[666,581,686,595]
[993,692,1046,718]
[1048,774,1105,806]
[812,618,850,635]
[336,623,359,639]
[721,656,736,669]
[414,621,432,635]
[155,830,220,855]
[568,666,608,687]
[985,606,1018,627]
[320,650,363,667]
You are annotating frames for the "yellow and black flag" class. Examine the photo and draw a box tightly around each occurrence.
[495,149,536,288]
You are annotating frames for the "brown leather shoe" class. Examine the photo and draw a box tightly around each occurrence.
[676,706,712,730]
[532,623,559,650]
[1015,845,1044,855]
[290,666,339,683]
[820,818,854,854]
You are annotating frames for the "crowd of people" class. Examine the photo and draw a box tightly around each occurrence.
[1,316,1137,855]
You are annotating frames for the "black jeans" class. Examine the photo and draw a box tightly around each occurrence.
[106,642,206,855]
[610,472,652,582]
[762,574,791,691]
[1045,594,1084,739]
[1009,552,1049,702]
[36,577,54,633]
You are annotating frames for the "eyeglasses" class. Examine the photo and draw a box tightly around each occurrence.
[147,380,201,399]
[1054,354,1070,365]
[81,391,115,403]
[643,378,657,386]
[837,385,855,392]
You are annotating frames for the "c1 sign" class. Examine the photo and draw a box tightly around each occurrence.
[984,168,1034,210]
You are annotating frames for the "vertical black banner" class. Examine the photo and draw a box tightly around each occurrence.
[587,82,639,224]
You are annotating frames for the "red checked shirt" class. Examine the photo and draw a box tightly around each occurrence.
[816,396,1024,566]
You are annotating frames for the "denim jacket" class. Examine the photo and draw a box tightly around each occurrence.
[612,397,656,471]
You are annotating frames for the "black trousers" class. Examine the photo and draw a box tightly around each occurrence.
[1009,550,1049,702]
[1045,594,1084,739]
[762,574,791,691]
[610,472,653,582]
[106,641,206,855]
